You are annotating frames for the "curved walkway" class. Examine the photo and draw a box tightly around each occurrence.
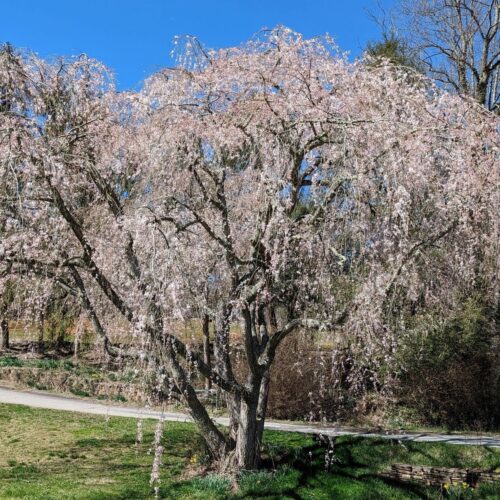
[1,386,499,447]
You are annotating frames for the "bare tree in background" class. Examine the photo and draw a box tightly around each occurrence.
[374,1,500,110]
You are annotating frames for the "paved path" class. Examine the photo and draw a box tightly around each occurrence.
[1,386,499,447]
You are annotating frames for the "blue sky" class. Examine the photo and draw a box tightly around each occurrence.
[1,0,394,90]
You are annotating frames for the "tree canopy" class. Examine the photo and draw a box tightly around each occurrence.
[0,28,498,469]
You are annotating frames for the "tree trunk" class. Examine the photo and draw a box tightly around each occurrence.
[231,368,267,470]
[235,398,260,469]
[202,313,211,391]
[227,392,241,448]
[73,331,79,360]
[160,338,228,461]
[37,311,45,353]
[0,318,9,350]
[256,370,270,450]
[214,305,233,382]
[476,78,488,108]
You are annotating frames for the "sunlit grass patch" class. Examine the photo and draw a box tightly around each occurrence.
[0,403,498,499]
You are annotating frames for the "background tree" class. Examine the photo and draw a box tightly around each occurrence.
[391,0,500,110]
[0,280,13,350]
[365,31,424,71]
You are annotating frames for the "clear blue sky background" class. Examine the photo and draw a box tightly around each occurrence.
[1,0,394,90]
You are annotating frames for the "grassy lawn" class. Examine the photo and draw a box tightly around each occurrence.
[0,404,499,499]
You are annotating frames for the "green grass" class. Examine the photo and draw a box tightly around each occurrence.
[0,354,147,385]
[0,356,23,368]
[0,354,119,382]
[0,404,499,499]
[1,355,84,373]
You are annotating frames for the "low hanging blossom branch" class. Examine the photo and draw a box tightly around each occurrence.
[150,418,165,497]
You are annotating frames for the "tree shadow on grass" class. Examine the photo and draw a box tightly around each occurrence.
[172,437,435,499]
[258,437,433,499]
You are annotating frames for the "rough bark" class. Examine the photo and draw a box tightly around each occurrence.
[256,370,271,452]
[235,397,260,469]
[227,392,241,448]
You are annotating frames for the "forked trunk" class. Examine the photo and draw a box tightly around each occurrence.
[226,373,270,470]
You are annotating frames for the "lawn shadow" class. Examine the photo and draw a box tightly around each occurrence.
[257,435,434,499]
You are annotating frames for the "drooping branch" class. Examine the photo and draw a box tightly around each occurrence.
[43,173,135,322]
